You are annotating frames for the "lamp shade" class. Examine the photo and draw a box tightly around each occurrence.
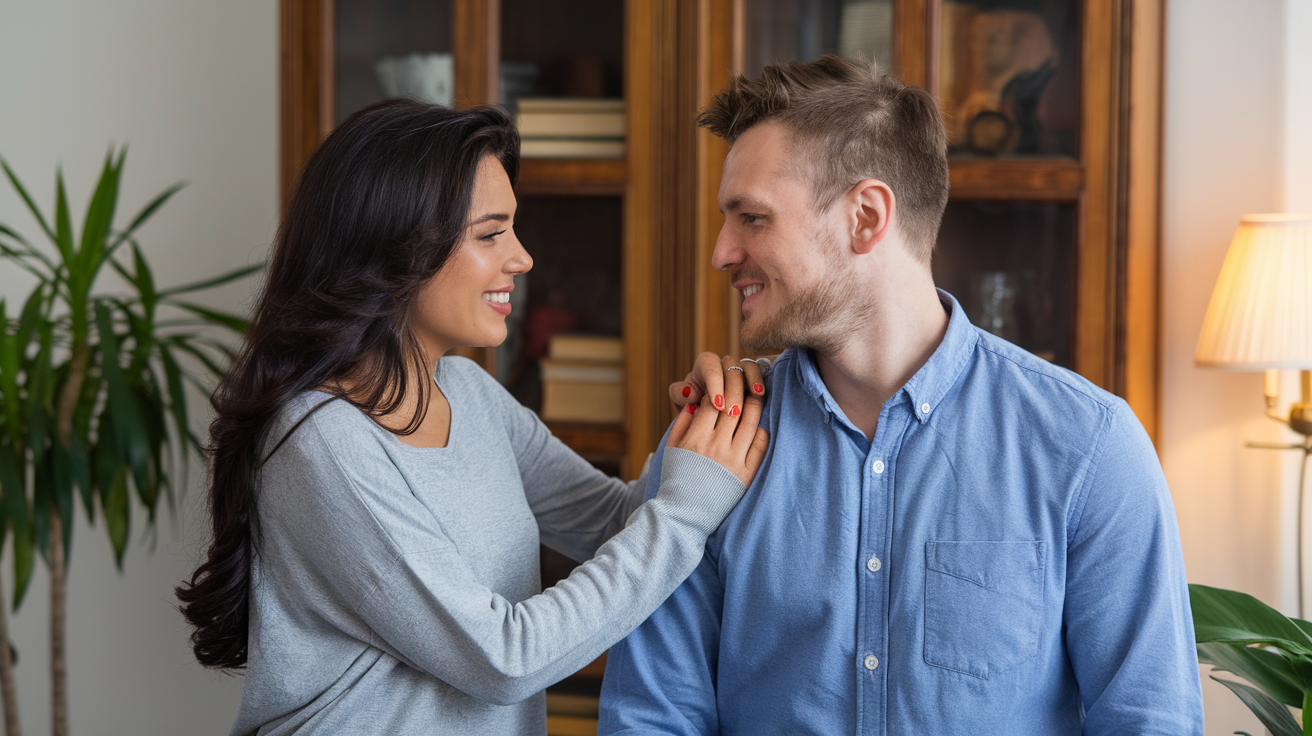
[1196,214,1312,369]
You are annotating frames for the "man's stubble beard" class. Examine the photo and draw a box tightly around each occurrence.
[739,231,870,357]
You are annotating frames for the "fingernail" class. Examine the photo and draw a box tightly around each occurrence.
[729,405,740,417]
[682,385,691,398]
[688,404,697,414]
[753,383,764,394]
[714,395,724,409]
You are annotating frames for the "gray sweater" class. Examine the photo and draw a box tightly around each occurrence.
[230,357,744,735]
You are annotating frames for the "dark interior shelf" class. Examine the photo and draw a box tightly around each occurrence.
[516,158,627,195]
[948,158,1082,201]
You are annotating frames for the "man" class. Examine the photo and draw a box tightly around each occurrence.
[597,56,1202,735]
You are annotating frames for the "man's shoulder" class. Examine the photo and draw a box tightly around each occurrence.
[969,329,1121,415]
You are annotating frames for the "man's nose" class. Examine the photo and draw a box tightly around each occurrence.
[711,224,740,272]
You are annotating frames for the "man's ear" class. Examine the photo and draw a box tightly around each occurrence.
[849,179,895,255]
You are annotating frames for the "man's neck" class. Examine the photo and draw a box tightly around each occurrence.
[813,267,948,442]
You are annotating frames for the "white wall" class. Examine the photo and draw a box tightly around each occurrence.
[1162,0,1312,733]
[0,2,277,734]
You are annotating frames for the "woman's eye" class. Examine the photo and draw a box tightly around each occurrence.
[480,229,507,241]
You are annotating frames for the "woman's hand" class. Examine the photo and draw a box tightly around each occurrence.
[665,355,769,487]
[668,352,773,411]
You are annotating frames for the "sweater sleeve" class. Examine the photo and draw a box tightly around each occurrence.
[475,360,649,563]
[265,401,745,706]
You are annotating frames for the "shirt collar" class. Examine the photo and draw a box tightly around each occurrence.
[791,289,977,427]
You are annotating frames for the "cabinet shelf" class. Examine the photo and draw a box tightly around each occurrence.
[517,158,627,196]
[544,421,627,463]
[948,158,1083,201]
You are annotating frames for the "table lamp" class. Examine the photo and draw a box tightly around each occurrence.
[1196,213,1312,615]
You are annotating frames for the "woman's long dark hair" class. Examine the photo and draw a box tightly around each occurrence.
[176,99,519,669]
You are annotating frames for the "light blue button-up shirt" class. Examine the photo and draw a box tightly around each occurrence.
[599,291,1202,736]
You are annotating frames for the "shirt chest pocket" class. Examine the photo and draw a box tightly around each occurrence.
[923,540,1045,679]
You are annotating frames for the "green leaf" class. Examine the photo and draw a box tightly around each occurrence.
[159,347,191,488]
[78,148,122,281]
[32,447,52,564]
[1199,641,1307,707]
[0,157,56,243]
[108,181,183,253]
[130,241,157,314]
[157,262,263,297]
[0,446,32,609]
[51,441,74,561]
[103,469,129,569]
[95,302,152,509]
[10,525,33,611]
[1211,676,1302,736]
[1192,585,1312,657]
[165,336,229,378]
[65,429,94,523]
[52,167,77,270]
[166,301,249,333]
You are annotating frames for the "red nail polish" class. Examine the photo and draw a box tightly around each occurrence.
[714,395,724,409]
[688,404,697,414]
[682,386,691,398]
[753,383,764,393]
[730,405,740,417]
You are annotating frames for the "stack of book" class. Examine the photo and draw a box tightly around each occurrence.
[516,98,625,159]
[539,334,623,423]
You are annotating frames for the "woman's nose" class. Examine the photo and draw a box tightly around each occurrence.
[507,233,533,274]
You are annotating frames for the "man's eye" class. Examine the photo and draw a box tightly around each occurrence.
[742,214,763,225]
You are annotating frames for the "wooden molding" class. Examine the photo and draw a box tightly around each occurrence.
[948,158,1083,201]
[1123,0,1165,444]
[453,0,498,107]
[279,0,334,211]
[516,158,627,195]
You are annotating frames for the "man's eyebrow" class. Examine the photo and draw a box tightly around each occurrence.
[468,213,511,226]
[720,196,771,214]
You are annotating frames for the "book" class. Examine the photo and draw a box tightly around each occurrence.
[540,356,623,423]
[548,334,623,363]
[540,359,622,384]
[516,111,625,138]
[520,138,625,158]
[516,97,624,115]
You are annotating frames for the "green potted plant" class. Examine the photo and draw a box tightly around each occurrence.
[1192,583,1312,736]
[0,148,259,736]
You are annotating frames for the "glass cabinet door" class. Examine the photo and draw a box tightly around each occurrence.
[744,0,1079,366]
[335,0,455,123]
[939,0,1079,158]
[746,0,894,77]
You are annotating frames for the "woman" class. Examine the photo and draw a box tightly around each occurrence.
[176,99,768,734]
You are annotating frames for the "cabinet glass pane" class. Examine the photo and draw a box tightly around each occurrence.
[500,0,624,107]
[335,0,454,123]
[746,0,893,79]
[940,0,1080,158]
[932,201,1075,366]
[502,196,623,412]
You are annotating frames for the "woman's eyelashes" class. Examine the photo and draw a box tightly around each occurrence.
[479,229,507,242]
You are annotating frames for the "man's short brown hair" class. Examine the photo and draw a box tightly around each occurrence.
[698,55,949,262]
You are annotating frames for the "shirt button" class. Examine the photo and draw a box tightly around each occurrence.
[867,556,882,573]
[863,654,880,671]
[920,402,932,415]
[872,460,885,474]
